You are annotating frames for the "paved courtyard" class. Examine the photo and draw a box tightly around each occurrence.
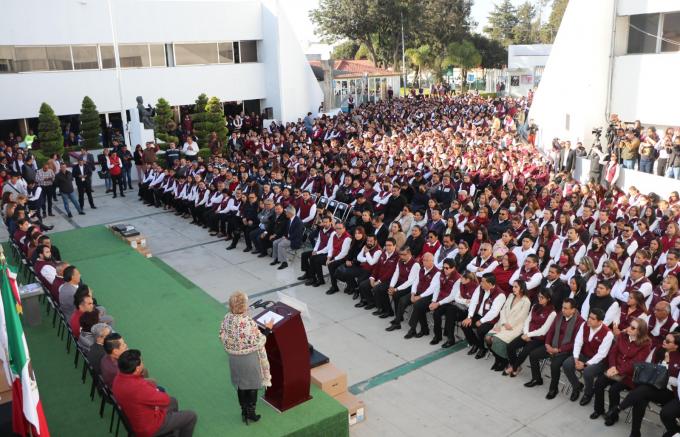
[3,190,665,437]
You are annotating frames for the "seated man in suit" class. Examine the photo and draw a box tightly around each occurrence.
[271,205,303,270]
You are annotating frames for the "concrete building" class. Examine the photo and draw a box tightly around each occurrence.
[0,0,322,143]
[505,44,552,97]
[529,0,680,150]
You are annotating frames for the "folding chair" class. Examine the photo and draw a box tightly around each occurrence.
[334,202,349,222]
[327,200,339,216]
[317,196,329,210]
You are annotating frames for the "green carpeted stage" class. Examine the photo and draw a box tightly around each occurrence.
[18,226,349,437]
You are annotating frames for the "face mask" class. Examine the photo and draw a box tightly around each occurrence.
[509,206,517,212]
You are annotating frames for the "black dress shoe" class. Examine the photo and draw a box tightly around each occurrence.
[491,361,504,371]
[355,301,367,308]
[257,253,268,258]
[326,287,339,295]
[441,339,456,348]
[430,336,442,345]
[415,330,429,338]
[312,280,325,287]
[243,247,252,253]
[343,286,354,295]
[226,245,237,250]
[579,393,593,406]
[364,304,376,310]
[386,324,400,332]
[297,274,308,281]
[91,205,97,209]
[371,309,383,316]
[68,213,73,218]
[570,384,583,402]
[604,409,619,426]
[379,312,393,319]
[546,389,558,400]
[474,349,486,359]
[467,346,479,356]
[270,260,279,266]
[524,379,544,388]
[589,412,602,420]
[404,330,416,339]
[352,291,360,300]
[78,211,86,215]
[277,262,288,270]
[42,225,54,230]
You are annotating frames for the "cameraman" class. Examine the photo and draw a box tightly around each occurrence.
[657,133,673,176]
[666,138,680,180]
[619,129,640,170]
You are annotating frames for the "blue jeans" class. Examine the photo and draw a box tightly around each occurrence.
[61,191,83,214]
[623,159,636,170]
[123,166,132,188]
[666,167,680,179]
[103,174,112,190]
[639,159,654,174]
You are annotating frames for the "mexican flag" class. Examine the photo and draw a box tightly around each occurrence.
[0,264,50,437]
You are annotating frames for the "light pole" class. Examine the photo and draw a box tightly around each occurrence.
[401,11,406,96]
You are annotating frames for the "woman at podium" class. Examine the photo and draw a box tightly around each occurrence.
[219,291,274,424]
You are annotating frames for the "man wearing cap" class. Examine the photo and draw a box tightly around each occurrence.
[72,157,97,210]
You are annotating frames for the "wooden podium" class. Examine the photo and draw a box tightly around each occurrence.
[256,302,312,411]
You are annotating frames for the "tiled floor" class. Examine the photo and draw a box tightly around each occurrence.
[2,189,665,437]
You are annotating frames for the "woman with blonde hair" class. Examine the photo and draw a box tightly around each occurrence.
[219,291,273,424]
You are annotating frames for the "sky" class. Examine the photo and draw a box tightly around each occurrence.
[280,0,552,49]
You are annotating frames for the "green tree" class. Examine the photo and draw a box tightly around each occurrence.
[79,96,101,149]
[191,93,209,147]
[513,1,538,44]
[355,44,370,60]
[484,0,518,46]
[38,102,63,157]
[332,41,360,59]
[203,97,228,151]
[154,98,179,145]
[405,45,435,86]
[469,34,507,69]
[540,0,569,43]
[442,40,482,91]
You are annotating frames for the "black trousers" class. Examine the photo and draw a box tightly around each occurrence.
[619,385,673,435]
[507,337,543,370]
[359,279,386,306]
[393,288,414,324]
[593,375,628,414]
[40,185,54,215]
[110,174,124,196]
[335,265,370,291]
[76,182,95,208]
[432,303,457,340]
[408,295,433,332]
[661,398,680,437]
[233,222,258,248]
[461,315,494,350]
[528,346,571,389]
[308,253,330,282]
[327,260,345,289]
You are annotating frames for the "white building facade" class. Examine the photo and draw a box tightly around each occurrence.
[0,0,322,140]
[505,44,551,97]
[529,0,680,149]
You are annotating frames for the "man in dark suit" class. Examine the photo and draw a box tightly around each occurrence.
[256,203,287,258]
[271,205,303,270]
[372,215,389,248]
[72,157,97,210]
[541,265,570,309]
[79,147,96,172]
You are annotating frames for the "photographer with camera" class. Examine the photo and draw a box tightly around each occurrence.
[619,129,640,170]
[666,137,680,180]
[639,128,658,174]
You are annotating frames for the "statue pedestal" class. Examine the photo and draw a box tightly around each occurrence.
[128,106,155,147]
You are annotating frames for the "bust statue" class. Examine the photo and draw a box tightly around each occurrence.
[136,96,155,129]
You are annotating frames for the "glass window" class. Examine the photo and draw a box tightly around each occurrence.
[662,12,680,52]
[46,46,73,70]
[174,43,218,65]
[218,42,234,64]
[239,40,258,63]
[628,13,660,54]
[0,46,15,73]
[15,47,48,72]
[149,44,166,67]
[233,41,240,63]
[100,45,115,68]
[72,46,98,70]
[119,44,150,67]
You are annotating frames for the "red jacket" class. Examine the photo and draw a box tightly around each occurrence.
[69,310,82,340]
[608,335,651,387]
[112,373,170,437]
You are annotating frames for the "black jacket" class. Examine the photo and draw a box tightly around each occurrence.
[268,213,289,239]
[541,278,571,311]
[54,170,75,194]
[72,164,93,188]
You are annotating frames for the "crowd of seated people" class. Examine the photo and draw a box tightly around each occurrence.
[3,193,197,437]
[124,93,680,436]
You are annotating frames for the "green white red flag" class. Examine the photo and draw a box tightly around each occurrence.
[0,263,50,437]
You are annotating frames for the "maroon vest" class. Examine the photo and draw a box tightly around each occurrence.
[317,228,332,252]
[436,271,461,303]
[581,324,611,359]
[649,317,676,350]
[617,304,645,331]
[459,281,478,300]
[624,277,650,298]
[473,286,503,324]
[360,246,381,271]
[519,267,541,291]
[528,304,555,341]
[372,251,399,282]
[50,276,65,301]
[396,258,417,286]
[331,232,351,258]
[416,267,440,295]
[298,199,315,221]
[33,259,54,285]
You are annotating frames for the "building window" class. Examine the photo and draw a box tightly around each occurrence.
[218,42,234,64]
[72,46,99,70]
[119,44,151,67]
[174,43,218,65]
[100,45,116,68]
[628,13,660,54]
[239,40,258,63]
[14,47,49,72]
[46,46,73,70]
[0,46,15,73]
[662,12,680,52]
[149,44,166,67]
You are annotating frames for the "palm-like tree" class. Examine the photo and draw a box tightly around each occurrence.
[442,40,482,92]
[405,44,434,88]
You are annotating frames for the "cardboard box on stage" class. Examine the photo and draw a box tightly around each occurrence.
[310,363,347,397]
[334,391,365,425]
[107,225,152,257]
